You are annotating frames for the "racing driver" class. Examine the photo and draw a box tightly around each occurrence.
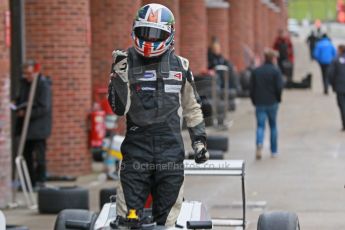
[108,3,209,227]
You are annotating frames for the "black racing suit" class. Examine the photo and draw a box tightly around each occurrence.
[108,47,206,226]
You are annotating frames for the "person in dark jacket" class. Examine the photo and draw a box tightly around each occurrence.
[15,60,52,188]
[306,31,318,60]
[314,34,336,95]
[250,49,283,159]
[328,44,345,131]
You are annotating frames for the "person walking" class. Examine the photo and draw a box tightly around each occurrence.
[328,45,345,131]
[250,49,283,160]
[15,60,52,189]
[306,31,318,61]
[313,34,336,95]
[273,29,294,83]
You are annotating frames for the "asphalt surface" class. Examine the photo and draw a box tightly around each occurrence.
[3,32,345,230]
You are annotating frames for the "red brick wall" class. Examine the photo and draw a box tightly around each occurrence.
[207,6,229,59]
[0,0,11,207]
[254,0,264,57]
[228,0,255,70]
[180,0,207,74]
[269,7,276,46]
[276,0,288,29]
[262,2,271,49]
[90,0,141,91]
[25,0,92,175]
[142,0,180,54]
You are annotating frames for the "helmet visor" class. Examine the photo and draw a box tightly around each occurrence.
[134,27,170,42]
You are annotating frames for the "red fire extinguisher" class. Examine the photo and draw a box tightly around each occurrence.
[89,104,106,148]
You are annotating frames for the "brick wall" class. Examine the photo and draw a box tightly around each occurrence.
[25,0,92,175]
[207,3,229,59]
[180,0,207,74]
[0,0,12,207]
[254,0,265,57]
[262,2,271,49]
[228,0,255,70]
[276,0,288,29]
[142,0,180,54]
[90,0,141,91]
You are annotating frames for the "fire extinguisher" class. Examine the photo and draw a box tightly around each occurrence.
[89,104,106,148]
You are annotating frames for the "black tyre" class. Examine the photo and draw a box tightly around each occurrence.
[6,226,29,230]
[187,150,224,160]
[206,136,229,152]
[91,148,104,162]
[228,89,237,100]
[38,186,89,214]
[194,76,213,97]
[54,209,97,230]
[257,211,300,230]
[201,97,212,118]
[99,187,117,210]
[240,69,251,91]
[228,99,236,111]
[209,150,224,160]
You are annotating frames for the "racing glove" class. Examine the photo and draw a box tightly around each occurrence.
[111,49,128,82]
[193,141,209,164]
[108,50,129,116]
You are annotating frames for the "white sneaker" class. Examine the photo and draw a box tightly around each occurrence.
[271,153,280,158]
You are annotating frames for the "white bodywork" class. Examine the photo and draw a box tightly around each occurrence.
[94,160,246,229]
[0,210,5,230]
[94,201,211,230]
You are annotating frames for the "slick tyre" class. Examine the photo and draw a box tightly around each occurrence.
[6,226,29,230]
[38,186,89,214]
[257,211,300,230]
[54,209,97,230]
[206,136,229,152]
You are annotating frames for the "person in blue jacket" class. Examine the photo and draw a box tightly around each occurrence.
[314,34,336,95]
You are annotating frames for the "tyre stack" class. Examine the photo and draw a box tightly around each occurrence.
[194,75,227,127]
[238,68,252,98]
[38,186,89,214]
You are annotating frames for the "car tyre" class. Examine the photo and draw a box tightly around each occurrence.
[38,186,89,214]
[257,211,300,230]
[206,136,229,152]
[209,150,224,160]
[6,226,29,230]
[54,209,97,230]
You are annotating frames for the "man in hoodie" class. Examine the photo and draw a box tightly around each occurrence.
[328,45,345,131]
[314,34,336,95]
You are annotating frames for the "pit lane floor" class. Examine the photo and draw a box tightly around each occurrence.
[3,37,345,230]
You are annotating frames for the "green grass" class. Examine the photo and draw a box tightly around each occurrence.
[288,0,338,21]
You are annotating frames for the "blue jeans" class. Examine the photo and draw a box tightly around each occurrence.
[255,104,279,154]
